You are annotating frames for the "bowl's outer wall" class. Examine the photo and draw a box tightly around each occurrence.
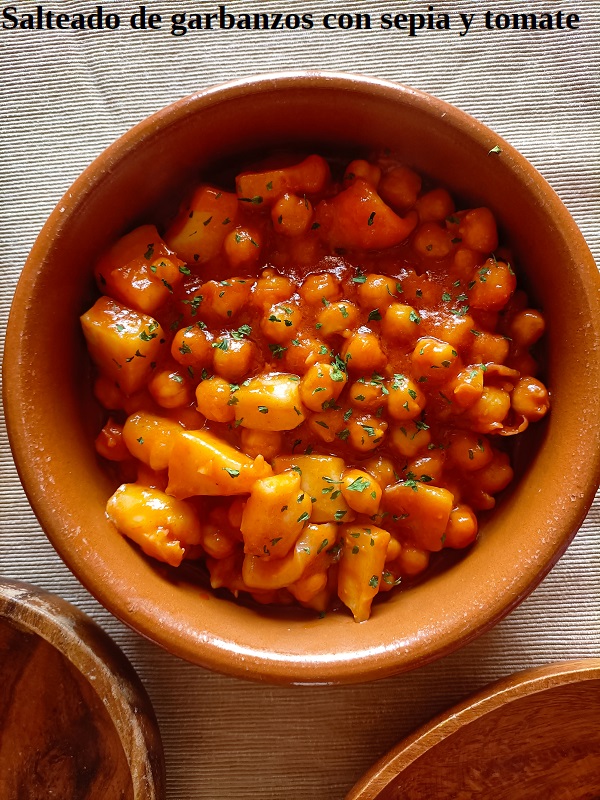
[5,74,600,683]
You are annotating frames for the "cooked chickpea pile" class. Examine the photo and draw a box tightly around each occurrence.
[81,152,550,622]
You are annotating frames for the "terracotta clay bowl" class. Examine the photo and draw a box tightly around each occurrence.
[346,658,600,799]
[0,579,165,799]
[4,73,600,684]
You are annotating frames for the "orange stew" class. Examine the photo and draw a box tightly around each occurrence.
[81,152,550,621]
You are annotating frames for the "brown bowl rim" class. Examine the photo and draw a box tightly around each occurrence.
[4,71,600,684]
[0,578,165,797]
[345,657,600,798]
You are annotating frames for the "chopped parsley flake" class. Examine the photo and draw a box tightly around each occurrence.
[269,343,287,359]
[346,476,370,493]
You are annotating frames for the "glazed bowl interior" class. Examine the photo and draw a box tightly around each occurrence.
[5,73,600,683]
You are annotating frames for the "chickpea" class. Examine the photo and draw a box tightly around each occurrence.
[299,272,342,306]
[387,373,426,421]
[212,337,255,383]
[403,275,440,307]
[95,418,130,461]
[474,450,514,495]
[439,476,463,505]
[271,192,313,236]
[511,377,550,421]
[447,431,493,472]
[396,546,430,576]
[349,379,387,412]
[411,337,458,378]
[356,274,400,310]
[444,505,478,548]
[468,488,496,512]
[378,166,421,212]
[469,331,510,364]
[171,324,213,370]
[299,361,347,412]
[469,258,517,311]
[195,376,236,423]
[283,336,326,375]
[201,278,252,320]
[413,222,453,259]
[504,288,529,315]
[261,301,302,343]
[342,330,387,373]
[252,269,294,309]
[317,301,359,337]
[121,388,156,416]
[348,415,387,452]
[344,159,382,186]
[224,226,263,268]
[508,350,539,377]
[240,428,283,460]
[432,313,475,350]
[407,450,446,485]
[290,572,328,605]
[148,366,193,409]
[306,408,346,443]
[385,537,402,565]
[94,374,124,410]
[361,454,399,487]
[508,309,545,348]
[201,522,238,560]
[341,468,382,516]
[458,207,498,253]
[453,247,482,280]
[389,419,431,458]
[467,386,511,433]
[228,498,246,530]
[415,188,454,222]
[382,303,421,342]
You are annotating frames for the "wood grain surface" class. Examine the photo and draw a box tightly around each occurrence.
[0,580,165,800]
[0,619,133,799]
[347,659,600,800]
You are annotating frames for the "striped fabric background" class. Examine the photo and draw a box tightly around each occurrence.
[1,3,598,797]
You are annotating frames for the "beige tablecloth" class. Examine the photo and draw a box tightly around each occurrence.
[1,3,599,797]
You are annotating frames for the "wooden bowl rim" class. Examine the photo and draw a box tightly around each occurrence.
[345,657,600,799]
[0,579,165,799]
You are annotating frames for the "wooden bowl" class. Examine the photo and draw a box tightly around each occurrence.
[4,73,600,684]
[346,658,600,798]
[0,579,165,799]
